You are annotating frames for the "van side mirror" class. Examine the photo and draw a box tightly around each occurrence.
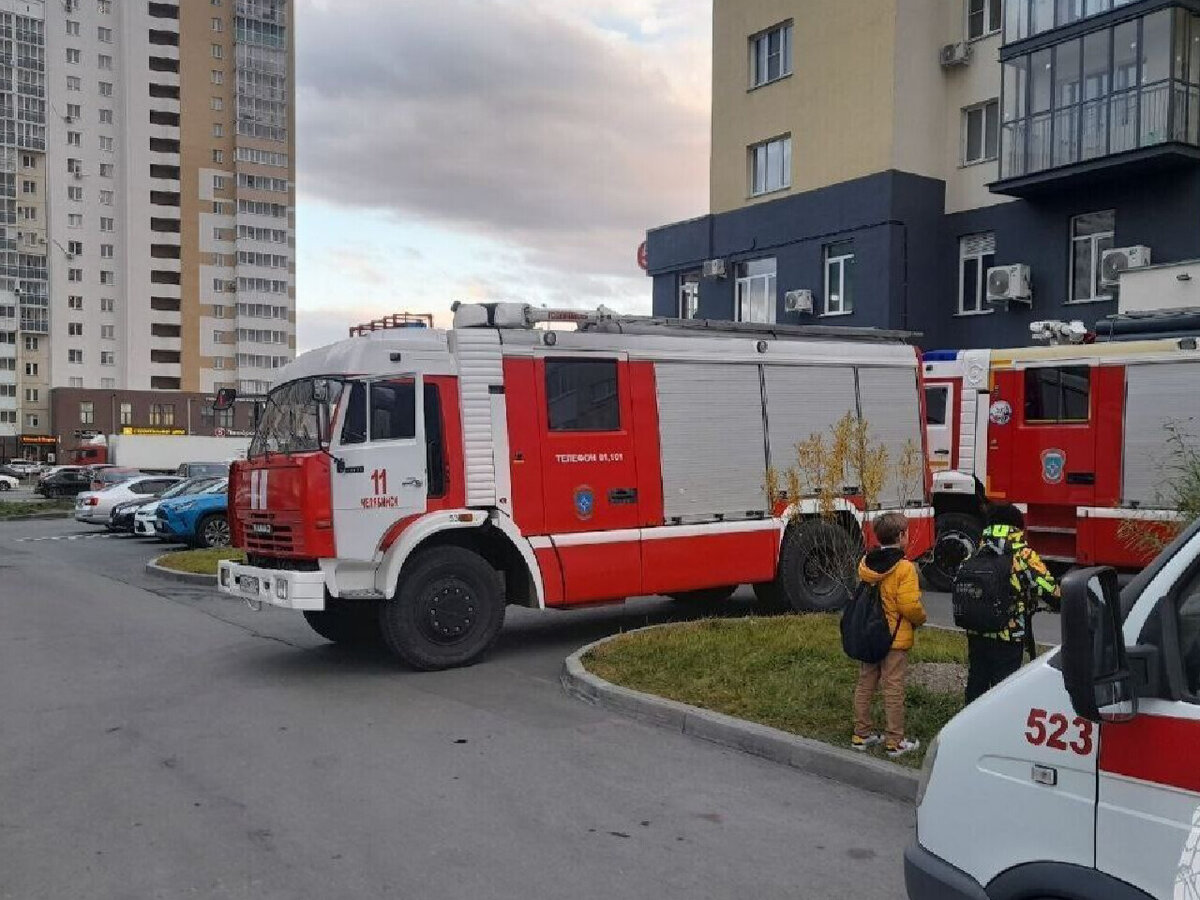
[1060,566,1137,723]
[213,387,237,412]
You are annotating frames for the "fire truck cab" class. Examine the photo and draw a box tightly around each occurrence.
[921,339,1200,590]
[218,303,934,669]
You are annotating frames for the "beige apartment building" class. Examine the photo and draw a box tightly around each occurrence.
[0,0,295,462]
[648,0,1200,350]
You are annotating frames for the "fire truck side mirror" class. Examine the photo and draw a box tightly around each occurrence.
[1060,567,1136,723]
[213,388,237,412]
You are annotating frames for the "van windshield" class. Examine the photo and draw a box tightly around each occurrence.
[249,377,344,458]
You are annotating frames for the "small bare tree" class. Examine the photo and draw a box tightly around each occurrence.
[766,412,924,602]
[1119,420,1200,560]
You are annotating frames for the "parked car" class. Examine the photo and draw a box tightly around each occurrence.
[75,475,182,526]
[6,460,39,477]
[0,465,24,480]
[0,473,16,492]
[156,479,229,548]
[133,477,225,538]
[89,466,140,492]
[37,468,92,498]
[175,462,230,479]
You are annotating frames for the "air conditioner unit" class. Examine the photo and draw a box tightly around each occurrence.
[702,259,727,279]
[784,289,814,314]
[940,42,972,67]
[63,115,74,124]
[986,263,1033,306]
[1100,245,1152,287]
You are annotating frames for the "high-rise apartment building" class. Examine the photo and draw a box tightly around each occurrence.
[0,0,293,461]
[646,0,1200,350]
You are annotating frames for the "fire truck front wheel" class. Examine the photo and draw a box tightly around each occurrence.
[380,546,506,671]
[921,513,983,593]
[754,520,854,613]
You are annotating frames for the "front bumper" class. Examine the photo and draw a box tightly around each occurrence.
[217,560,326,611]
[134,516,157,536]
[904,842,988,900]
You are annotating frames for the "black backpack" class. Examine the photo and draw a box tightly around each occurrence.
[952,546,1017,633]
[841,581,901,664]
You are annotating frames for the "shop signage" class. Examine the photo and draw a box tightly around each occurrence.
[121,427,187,436]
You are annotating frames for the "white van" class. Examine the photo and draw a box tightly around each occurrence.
[906,520,1200,900]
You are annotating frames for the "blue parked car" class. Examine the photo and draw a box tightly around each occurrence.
[156,479,229,548]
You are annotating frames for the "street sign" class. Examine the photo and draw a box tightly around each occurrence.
[637,241,648,272]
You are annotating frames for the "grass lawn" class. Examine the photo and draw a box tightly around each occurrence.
[156,548,245,575]
[584,615,972,768]
[0,499,73,519]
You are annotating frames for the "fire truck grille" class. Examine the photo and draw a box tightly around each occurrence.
[243,512,299,555]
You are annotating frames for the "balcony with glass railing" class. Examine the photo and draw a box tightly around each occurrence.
[994,6,1200,194]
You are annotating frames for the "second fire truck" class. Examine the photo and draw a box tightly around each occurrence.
[217,303,934,669]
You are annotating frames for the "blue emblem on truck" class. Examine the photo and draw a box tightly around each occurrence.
[1041,449,1066,485]
[574,485,595,520]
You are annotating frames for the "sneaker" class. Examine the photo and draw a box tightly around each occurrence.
[850,733,883,751]
[886,738,921,759]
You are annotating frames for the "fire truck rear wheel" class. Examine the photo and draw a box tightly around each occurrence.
[380,546,506,671]
[303,607,381,646]
[755,520,854,613]
[921,513,983,593]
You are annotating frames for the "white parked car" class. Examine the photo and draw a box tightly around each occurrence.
[75,475,182,526]
[133,476,226,537]
[0,473,17,492]
[7,460,38,477]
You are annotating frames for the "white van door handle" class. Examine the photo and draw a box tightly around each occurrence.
[402,477,423,488]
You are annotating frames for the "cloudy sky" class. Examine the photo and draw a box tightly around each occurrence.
[293,0,713,351]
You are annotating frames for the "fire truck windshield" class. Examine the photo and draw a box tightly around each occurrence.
[249,377,345,458]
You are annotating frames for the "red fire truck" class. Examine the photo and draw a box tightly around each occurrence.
[921,337,1199,589]
[217,303,934,669]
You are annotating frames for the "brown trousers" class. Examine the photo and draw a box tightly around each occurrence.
[853,649,909,745]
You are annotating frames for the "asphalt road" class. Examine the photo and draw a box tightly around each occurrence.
[0,518,920,900]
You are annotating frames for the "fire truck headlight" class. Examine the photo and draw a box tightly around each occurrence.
[275,579,288,601]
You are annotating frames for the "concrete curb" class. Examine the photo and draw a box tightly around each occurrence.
[561,626,920,804]
[145,558,218,586]
[0,511,74,522]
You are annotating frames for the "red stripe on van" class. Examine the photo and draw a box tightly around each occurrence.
[1099,714,1200,793]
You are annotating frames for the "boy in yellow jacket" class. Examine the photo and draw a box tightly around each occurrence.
[851,512,927,758]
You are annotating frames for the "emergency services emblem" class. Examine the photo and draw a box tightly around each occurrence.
[1041,449,1066,485]
[989,400,1013,426]
[574,485,595,521]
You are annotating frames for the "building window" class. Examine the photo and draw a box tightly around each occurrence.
[677,272,700,319]
[967,0,1002,40]
[119,402,132,425]
[68,322,83,336]
[735,258,777,324]
[68,185,82,202]
[99,136,113,152]
[100,244,113,259]
[67,76,81,91]
[24,388,38,403]
[66,103,81,119]
[80,401,94,425]
[99,109,113,125]
[66,48,80,64]
[68,377,83,389]
[68,240,82,255]
[963,100,999,164]
[149,403,175,426]
[212,43,224,59]
[823,242,856,316]
[67,132,81,148]
[20,180,34,195]
[24,362,37,376]
[212,16,223,31]
[98,0,111,12]
[21,153,35,169]
[100,163,113,177]
[66,19,80,35]
[97,26,112,42]
[213,175,225,190]
[1070,210,1115,303]
[545,359,620,432]
[100,270,114,285]
[100,217,114,232]
[68,295,83,310]
[68,268,82,282]
[212,149,224,164]
[101,325,114,339]
[749,135,791,196]
[24,337,38,352]
[211,96,224,111]
[68,350,82,364]
[101,298,115,312]
[212,123,224,138]
[68,214,83,228]
[101,378,115,389]
[750,21,793,88]
[101,351,115,366]
[958,233,996,315]
[211,69,224,84]
[98,54,113,70]
[26,414,38,429]
[99,190,113,205]
[99,81,112,97]
[1024,366,1091,423]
